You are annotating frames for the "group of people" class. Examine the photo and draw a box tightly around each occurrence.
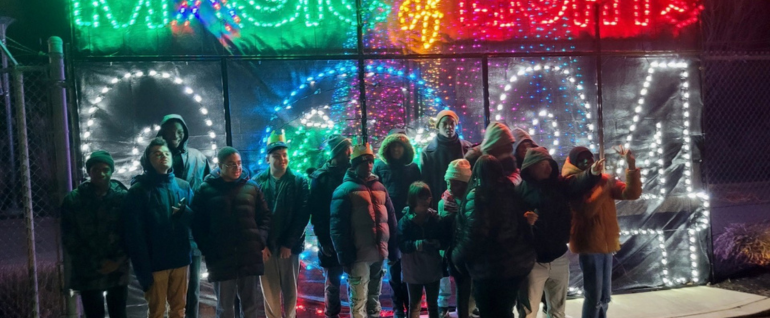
[61,109,642,318]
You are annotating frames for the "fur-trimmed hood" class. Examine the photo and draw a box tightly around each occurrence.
[378,133,415,165]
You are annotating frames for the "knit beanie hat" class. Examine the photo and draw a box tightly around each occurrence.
[351,143,375,168]
[480,122,515,155]
[266,130,288,154]
[568,146,593,166]
[326,134,353,159]
[86,150,115,173]
[512,128,539,154]
[434,110,460,129]
[217,146,240,163]
[444,159,472,183]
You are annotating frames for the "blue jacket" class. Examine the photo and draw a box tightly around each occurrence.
[123,169,194,291]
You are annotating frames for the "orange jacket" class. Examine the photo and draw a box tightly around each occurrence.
[562,158,642,254]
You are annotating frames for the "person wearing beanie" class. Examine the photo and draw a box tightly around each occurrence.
[512,128,539,170]
[157,114,211,318]
[191,147,271,318]
[515,147,604,318]
[309,134,353,318]
[330,143,400,318]
[437,159,477,318]
[372,133,421,318]
[421,110,473,211]
[465,122,521,186]
[124,137,194,318]
[562,146,641,318]
[254,130,310,318]
[62,150,130,318]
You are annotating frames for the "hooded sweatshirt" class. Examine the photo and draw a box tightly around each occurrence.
[157,114,212,192]
[512,128,539,169]
[420,134,473,210]
[562,157,642,254]
[516,147,600,263]
[373,133,422,219]
[465,122,521,185]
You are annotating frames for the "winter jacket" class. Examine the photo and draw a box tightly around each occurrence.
[452,182,535,280]
[61,180,130,291]
[465,147,522,186]
[157,114,212,192]
[330,170,400,266]
[123,169,194,292]
[373,134,422,220]
[191,168,271,282]
[420,135,473,210]
[516,147,600,263]
[309,160,350,268]
[562,158,642,254]
[255,168,310,254]
[398,207,449,284]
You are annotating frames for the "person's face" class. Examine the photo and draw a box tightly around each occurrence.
[355,157,374,178]
[88,162,112,188]
[416,195,432,211]
[161,122,185,150]
[220,153,242,181]
[267,148,289,172]
[438,117,457,138]
[516,140,534,159]
[575,152,595,171]
[531,160,553,181]
[447,179,468,197]
[149,145,172,174]
[335,146,353,164]
[389,143,405,160]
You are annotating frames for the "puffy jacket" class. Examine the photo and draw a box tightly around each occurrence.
[516,147,599,263]
[255,168,310,254]
[191,168,271,282]
[452,182,535,280]
[61,180,130,291]
[157,114,212,192]
[309,160,350,267]
[398,207,449,284]
[420,135,473,210]
[123,169,194,291]
[373,134,421,219]
[330,170,400,266]
[562,158,642,254]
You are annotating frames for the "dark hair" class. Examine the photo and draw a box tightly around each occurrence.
[468,155,504,194]
[407,181,432,210]
[141,137,169,171]
[463,155,516,244]
[217,146,240,163]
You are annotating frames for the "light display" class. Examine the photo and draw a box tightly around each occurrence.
[72,0,169,28]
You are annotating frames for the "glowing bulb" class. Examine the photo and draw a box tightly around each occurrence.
[200,108,208,115]
[209,131,216,139]
[194,95,202,102]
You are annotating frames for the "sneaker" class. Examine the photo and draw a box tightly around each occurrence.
[439,307,450,318]
[471,308,480,318]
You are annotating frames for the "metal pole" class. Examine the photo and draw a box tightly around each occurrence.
[0,17,19,216]
[13,69,41,318]
[594,2,605,160]
[355,0,368,143]
[482,56,491,126]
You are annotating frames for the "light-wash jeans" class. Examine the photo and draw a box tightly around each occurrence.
[213,276,261,318]
[260,253,300,318]
[518,252,570,318]
[438,277,452,308]
[344,260,384,318]
[579,253,613,318]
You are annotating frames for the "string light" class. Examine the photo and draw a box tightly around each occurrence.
[72,0,169,28]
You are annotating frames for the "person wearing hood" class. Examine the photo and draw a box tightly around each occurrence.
[309,134,353,318]
[190,147,271,318]
[372,129,421,318]
[515,147,604,318]
[158,114,212,318]
[255,131,311,318]
[464,121,521,185]
[420,110,473,210]
[123,137,195,318]
[562,146,642,318]
[512,128,539,170]
[330,143,400,318]
[61,151,130,318]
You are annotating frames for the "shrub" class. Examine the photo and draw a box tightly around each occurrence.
[0,262,62,318]
[714,222,770,267]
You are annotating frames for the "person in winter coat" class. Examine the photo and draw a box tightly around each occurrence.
[158,114,211,318]
[437,159,476,318]
[61,151,130,318]
[512,128,539,170]
[330,143,400,318]
[309,134,352,318]
[123,137,194,318]
[255,131,311,318]
[452,155,536,318]
[515,147,604,318]
[563,146,642,318]
[191,147,271,318]
[464,121,521,185]
[420,110,473,210]
[373,130,421,318]
[398,182,449,318]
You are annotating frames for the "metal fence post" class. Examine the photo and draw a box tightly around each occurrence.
[13,68,41,318]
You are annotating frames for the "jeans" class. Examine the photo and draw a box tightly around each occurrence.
[388,260,409,315]
[80,285,128,318]
[324,266,344,318]
[260,253,300,318]
[518,252,570,318]
[438,277,452,308]
[187,254,201,318]
[213,276,261,318]
[407,281,440,318]
[145,266,189,318]
[579,253,613,318]
[344,261,384,318]
[472,276,524,318]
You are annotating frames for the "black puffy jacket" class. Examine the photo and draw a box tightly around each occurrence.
[373,133,421,219]
[309,160,350,267]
